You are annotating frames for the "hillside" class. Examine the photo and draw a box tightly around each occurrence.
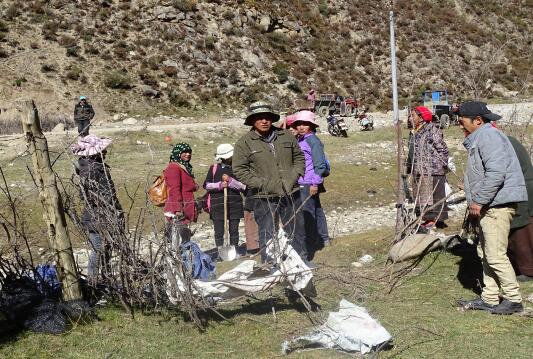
[0,0,531,119]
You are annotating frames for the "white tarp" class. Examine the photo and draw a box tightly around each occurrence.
[282,299,392,355]
[166,231,313,304]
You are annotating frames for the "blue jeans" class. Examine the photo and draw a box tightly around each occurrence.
[253,191,306,262]
[87,231,111,283]
[300,185,330,260]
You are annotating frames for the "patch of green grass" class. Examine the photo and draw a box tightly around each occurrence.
[1,226,532,358]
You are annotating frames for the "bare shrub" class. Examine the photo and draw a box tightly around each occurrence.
[0,114,74,135]
[172,0,197,11]
[104,71,133,89]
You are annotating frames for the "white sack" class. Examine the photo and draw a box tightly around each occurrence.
[166,231,313,304]
[282,299,392,355]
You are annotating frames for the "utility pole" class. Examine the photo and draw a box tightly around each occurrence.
[17,99,83,301]
[389,10,405,233]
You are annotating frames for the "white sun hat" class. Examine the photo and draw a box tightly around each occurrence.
[215,143,234,160]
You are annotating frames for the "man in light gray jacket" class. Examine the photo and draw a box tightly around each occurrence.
[457,101,528,315]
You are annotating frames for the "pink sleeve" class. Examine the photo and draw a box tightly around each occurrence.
[205,181,222,191]
[227,177,246,192]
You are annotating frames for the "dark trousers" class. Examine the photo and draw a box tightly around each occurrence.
[508,217,533,276]
[253,191,306,262]
[300,185,330,260]
[213,218,240,247]
[77,119,90,137]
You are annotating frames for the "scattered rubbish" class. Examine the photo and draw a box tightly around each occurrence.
[0,265,94,334]
[359,254,374,264]
[350,261,363,268]
[282,299,392,355]
[166,231,312,303]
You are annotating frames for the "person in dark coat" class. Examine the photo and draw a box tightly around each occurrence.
[163,143,198,243]
[71,135,123,285]
[203,144,246,258]
[74,96,95,137]
[506,135,533,281]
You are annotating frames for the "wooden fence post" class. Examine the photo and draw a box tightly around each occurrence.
[16,99,82,301]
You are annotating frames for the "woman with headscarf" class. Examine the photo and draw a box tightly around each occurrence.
[164,143,198,242]
[203,144,246,259]
[71,134,123,285]
[406,106,449,232]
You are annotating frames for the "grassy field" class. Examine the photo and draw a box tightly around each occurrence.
[1,225,532,358]
[1,124,532,358]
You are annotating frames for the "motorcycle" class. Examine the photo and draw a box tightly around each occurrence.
[357,110,374,131]
[327,115,348,137]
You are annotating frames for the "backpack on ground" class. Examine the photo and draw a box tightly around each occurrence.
[148,175,167,207]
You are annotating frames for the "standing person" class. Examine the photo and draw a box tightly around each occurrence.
[306,88,316,108]
[292,111,331,260]
[456,101,527,315]
[506,135,533,282]
[74,96,95,137]
[233,101,307,264]
[406,106,449,232]
[203,144,246,259]
[163,143,198,243]
[71,135,123,285]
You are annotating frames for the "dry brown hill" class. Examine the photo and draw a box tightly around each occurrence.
[0,0,531,119]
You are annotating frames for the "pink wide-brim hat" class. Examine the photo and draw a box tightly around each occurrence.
[292,110,319,128]
[70,134,112,156]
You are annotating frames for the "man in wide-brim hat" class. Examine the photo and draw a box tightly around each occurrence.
[233,101,308,263]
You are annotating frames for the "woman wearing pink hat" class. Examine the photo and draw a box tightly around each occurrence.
[292,110,331,261]
[71,135,123,284]
[406,106,449,232]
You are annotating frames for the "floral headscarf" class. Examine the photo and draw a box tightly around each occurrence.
[170,143,194,177]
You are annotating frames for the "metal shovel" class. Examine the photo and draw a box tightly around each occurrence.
[218,187,237,261]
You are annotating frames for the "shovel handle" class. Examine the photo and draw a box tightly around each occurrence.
[223,187,228,245]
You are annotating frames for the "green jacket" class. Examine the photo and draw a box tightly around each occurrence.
[233,127,305,198]
[508,136,533,229]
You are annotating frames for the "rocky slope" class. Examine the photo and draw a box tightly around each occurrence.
[0,0,531,118]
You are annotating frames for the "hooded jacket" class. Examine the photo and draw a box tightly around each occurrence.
[297,132,328,186]
[463,123,527,207]
[233,127,305,198]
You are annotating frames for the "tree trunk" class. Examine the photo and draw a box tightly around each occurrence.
[16,99,82,301]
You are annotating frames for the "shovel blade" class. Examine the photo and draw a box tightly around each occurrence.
[219,245,237,261]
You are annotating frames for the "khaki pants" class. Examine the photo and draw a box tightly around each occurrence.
[477,206,522,304]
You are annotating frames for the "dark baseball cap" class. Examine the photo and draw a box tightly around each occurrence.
[458,101,502,121]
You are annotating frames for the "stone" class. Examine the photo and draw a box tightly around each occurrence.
[141,85,159,97]
[163,60,178,68]
[51,123,65,132]
[153,6,180,21]
[206,21,219,36]
[258,15,271,32]
[122,117,138,125]
[239,49,263,69]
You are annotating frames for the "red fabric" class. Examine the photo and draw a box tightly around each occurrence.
[414,106,433,122]
[163,162,198,223]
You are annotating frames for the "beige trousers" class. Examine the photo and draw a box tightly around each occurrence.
[477,206,522,304]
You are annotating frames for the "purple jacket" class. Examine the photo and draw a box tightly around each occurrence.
[297,133,328,186]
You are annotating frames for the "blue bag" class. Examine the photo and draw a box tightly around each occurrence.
[34,264,62,296]
[179,242,216,281]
